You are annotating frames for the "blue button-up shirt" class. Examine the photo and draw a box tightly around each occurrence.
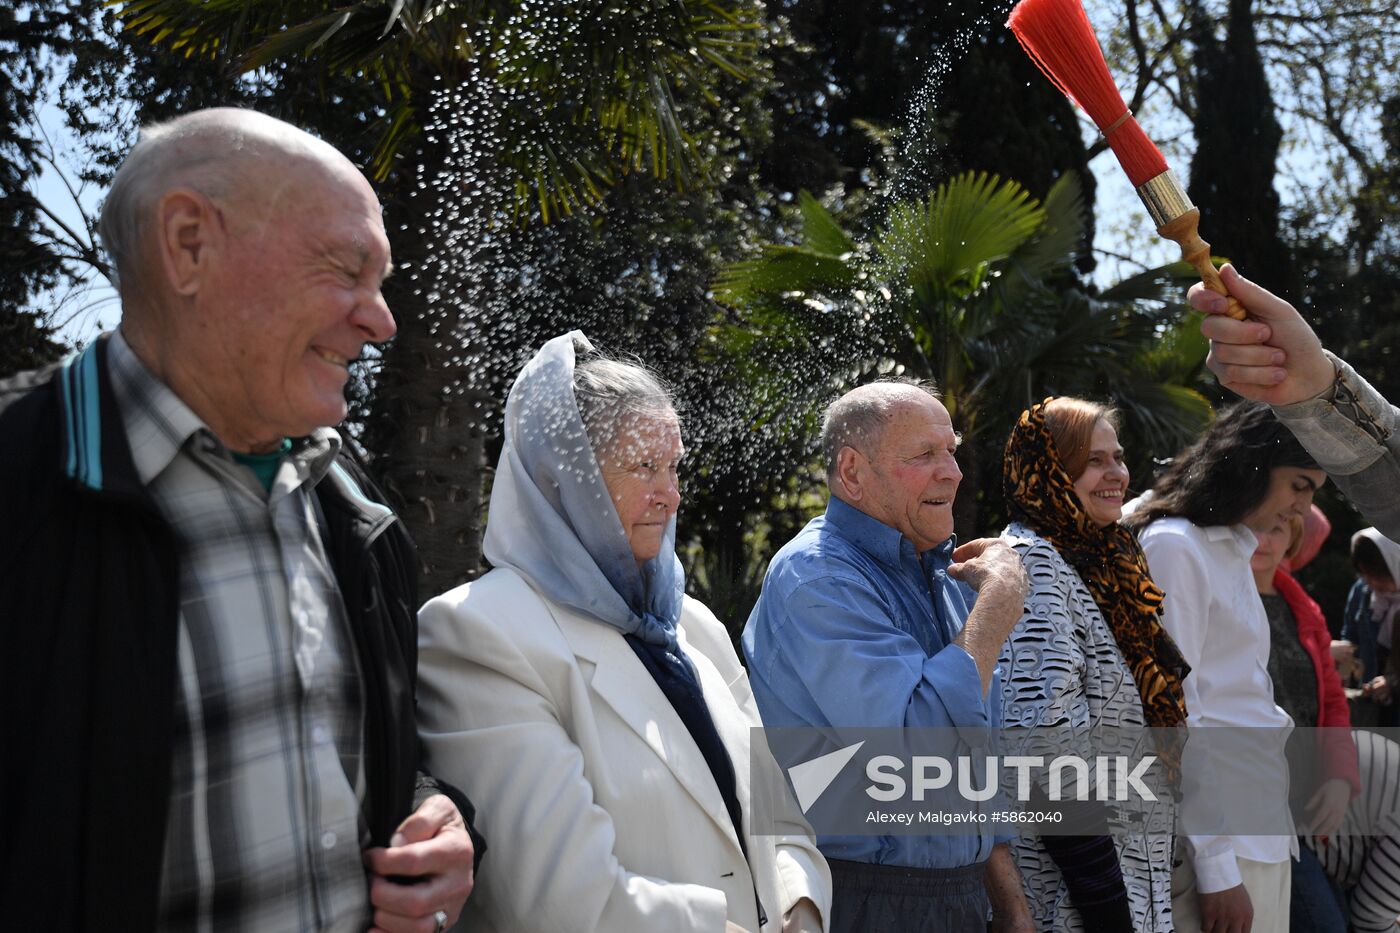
[743,496,1002,868]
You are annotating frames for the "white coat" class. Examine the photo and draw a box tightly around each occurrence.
[417,567,831,933]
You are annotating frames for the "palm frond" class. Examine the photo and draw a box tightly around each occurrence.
[1007,171,1086,283]
[114,0,762,221]
[878,171,1045,301]
[1099,261,1197,306]
[712,247,856,308]
[1136,312,1210,382]
[1113,382,1213,456]
[797,191,857,257]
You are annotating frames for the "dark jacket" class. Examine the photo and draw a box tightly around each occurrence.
[1343,579,1385,682]
[1342,578,1399,727]
[0,336,479,930]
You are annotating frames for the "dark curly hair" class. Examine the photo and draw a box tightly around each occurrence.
[1124,400,1320,531]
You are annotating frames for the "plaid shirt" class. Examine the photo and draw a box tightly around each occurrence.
[107,332,372,932]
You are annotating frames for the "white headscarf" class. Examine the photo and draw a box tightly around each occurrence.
[482,331,686,648]
[1353,527,1400,649]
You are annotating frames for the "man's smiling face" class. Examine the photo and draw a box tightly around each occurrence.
[862,394,963,552]
[192,159,396,450]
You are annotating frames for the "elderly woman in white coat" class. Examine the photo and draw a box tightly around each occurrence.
[417,332,830,933]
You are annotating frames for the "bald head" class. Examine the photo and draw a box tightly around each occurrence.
[100,108,363,302]
[100,107,395,453]
[823,379,962,550]
[820,380,943,480]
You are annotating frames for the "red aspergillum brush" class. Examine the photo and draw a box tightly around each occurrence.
[1008,0,1246,319]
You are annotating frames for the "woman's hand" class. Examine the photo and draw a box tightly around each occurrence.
[1364,675,1394,705]
[781,898,822,933]
[1305,777,1352,839]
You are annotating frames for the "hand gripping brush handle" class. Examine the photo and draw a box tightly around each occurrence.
[1007,0,1247,319]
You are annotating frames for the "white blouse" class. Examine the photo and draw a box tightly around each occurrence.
[1134,514,1296,893]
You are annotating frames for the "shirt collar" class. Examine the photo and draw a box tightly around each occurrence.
[1204,522,1259,555]
[107,328,341,489]
[108,328,210,486]
[824,495,956,569]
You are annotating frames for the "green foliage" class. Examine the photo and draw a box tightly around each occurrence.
[881,171,1046,303]
[715,169,1213,532]
[116,0,765,221]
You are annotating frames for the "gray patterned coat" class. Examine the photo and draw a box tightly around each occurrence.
[998,522,1175,932]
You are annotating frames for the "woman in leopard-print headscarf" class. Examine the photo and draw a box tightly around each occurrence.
[997,397,1187,933]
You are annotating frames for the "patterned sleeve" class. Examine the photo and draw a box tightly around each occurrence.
[1274,352,1400,541]
[999,533,1134,931]
[999,534,1091,732]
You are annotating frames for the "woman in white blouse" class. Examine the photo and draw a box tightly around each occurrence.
[998,398,1188,932]
[1123,401,1327,933]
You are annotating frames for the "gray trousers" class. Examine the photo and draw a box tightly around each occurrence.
[827,857,989,933]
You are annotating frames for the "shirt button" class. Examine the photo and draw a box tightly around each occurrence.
[312,725,330,744]
[321,831,337,850]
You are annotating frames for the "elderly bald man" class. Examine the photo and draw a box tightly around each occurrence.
[743,381,1033,933]
[0,109,479,933]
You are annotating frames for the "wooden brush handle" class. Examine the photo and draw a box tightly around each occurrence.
[1157,208,1247,320]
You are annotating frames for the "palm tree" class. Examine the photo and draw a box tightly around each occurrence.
[116,0,761,218]
[713,170,1214,535]
[116,0,765,598]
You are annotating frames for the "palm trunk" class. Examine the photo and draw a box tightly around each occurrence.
[367,83,498,602]
[369,294,491,602]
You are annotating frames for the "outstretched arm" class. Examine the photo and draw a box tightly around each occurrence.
[1193,265,1400,538]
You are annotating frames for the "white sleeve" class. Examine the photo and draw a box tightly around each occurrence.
[1139,528,1242,894]
[416,593,730,933]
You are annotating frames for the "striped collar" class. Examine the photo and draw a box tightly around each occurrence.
[59,331,342,494]
[55,336,116,492]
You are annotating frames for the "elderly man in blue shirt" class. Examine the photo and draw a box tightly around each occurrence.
[744,380,1032,933]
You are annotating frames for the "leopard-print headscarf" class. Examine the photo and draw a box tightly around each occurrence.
[1003,400,1190,761]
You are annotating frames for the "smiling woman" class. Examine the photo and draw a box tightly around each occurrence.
[996,397,1186,932]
